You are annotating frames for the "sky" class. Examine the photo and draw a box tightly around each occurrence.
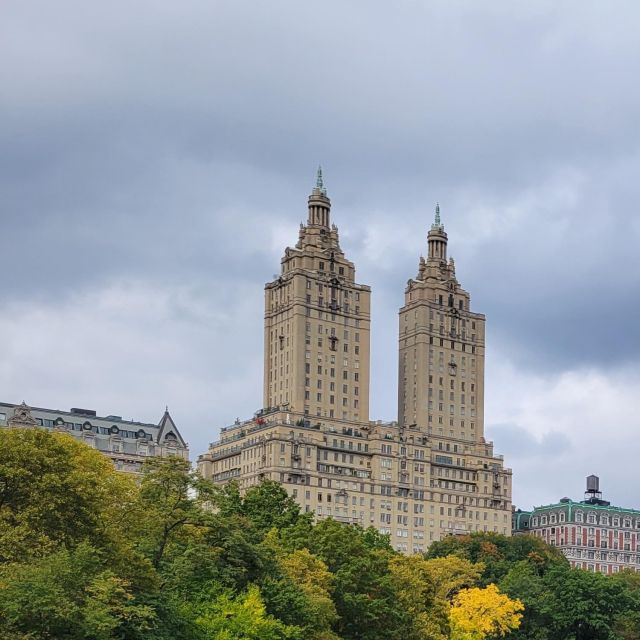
[2,1,640,510]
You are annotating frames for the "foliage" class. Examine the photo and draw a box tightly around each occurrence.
[500,560,633,640]
[387,554,449,640]
[426,532,567,585]
[449,584,523,640]
[135,457,215,568]
[195,585,301,640]
[0,428,136,563]
[279,549,339,638]
[4,428,640,640]
[0,543,155,639]
[306,517,414,640]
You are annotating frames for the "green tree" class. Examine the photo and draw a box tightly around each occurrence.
[538,564,627,640]
[135,457,215,569]
[0,428,137,563]
[195,585,302,640]
[278,548,339,639]
[502,562,629,640]
[307,518,412,640]
[213,480,312,538]
[0,543,154,640]
[499,561,547,640]
[427,532,567,585]
[611,570,640,640]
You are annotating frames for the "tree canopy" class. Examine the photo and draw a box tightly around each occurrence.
[0,428,637,639]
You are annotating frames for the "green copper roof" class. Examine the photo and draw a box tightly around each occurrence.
[431,202,444,231]
[529,499,640,516]
[315,165,326,196]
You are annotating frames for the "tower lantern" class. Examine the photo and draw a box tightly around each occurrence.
[427,203,448,262]
[307,166,331,229]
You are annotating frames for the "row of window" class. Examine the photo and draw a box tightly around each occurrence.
[534,512,640,528]
[34,418,151,440]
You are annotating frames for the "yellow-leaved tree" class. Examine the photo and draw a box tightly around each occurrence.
[387,554,484,640]
[449,583,524,640]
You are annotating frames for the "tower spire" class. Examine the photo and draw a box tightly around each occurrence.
[432,202,443,231]
[315,165,326,196]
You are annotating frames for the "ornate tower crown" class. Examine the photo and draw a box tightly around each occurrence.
[427,202,448,262]
[307,165,331,228]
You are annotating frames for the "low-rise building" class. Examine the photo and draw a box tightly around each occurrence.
[199,407,512,554]
[0,401,189,473]
[513,475,640,573]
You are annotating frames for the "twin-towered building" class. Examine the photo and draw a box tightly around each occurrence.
[5,173,637,562]
[0,171,511,552]
[198,171,512,552]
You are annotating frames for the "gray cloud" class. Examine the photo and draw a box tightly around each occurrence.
[2,1,640,507]
[486,424,572,460]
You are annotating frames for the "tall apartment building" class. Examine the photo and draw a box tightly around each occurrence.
[398,204,485,443]
[264,168,371,423]
[199,173,512,553]
[513,476,640,574]
[0,400,189,473]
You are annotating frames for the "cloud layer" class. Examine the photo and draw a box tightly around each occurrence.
[2,1,640,509]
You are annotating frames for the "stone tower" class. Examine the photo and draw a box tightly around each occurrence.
[263,169,371,422]
[398,205,485,443]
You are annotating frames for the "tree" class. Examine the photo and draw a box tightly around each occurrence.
[426,533,566,586]
[611,570,640,640]
[0,543,155,640]
[306,518,412,640]
[0,428,137,563]
[387,554,448,640]
[279,549,339,639]
[499,561,547,640]
[239,480,311,536]
[422,556,484,601]
[386,554,488,640]
[536,564,627,640]
[135,456,215,569]
[449,584,524,640]
[195,585,302,640]
[501,562,631,640]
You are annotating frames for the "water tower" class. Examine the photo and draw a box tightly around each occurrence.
[583,474,610,506]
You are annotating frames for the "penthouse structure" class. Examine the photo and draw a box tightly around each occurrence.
[199,171,512,553]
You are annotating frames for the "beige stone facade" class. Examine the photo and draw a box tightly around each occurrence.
[263,169,371,423]
[199,175,512,553]
[398,205,485,443]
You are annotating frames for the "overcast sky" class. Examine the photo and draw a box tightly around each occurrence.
[2,1,640,510]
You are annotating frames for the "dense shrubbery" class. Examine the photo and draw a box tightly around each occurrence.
[0,428,638,639]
